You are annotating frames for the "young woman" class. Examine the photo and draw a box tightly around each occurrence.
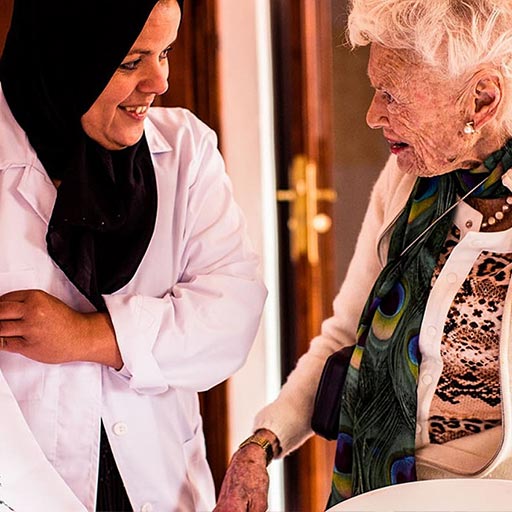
[0,1,266,510]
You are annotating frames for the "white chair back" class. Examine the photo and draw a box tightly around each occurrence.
[327,478,512,511]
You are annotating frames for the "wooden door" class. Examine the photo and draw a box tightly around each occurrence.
[0,0,12,51]
[272,0,388,510]
[0,0,228,495]
[272,0,338,509]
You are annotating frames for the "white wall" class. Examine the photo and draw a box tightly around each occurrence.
[217,0,284,508]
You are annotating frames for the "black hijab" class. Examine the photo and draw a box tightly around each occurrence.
[0,0,183,309]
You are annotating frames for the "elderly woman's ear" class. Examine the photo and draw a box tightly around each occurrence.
[469,69,504,132]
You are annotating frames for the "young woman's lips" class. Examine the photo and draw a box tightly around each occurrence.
[120,105,149,121]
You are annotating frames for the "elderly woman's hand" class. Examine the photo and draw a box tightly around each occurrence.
[214,438,273,512]
[0,289,122,368]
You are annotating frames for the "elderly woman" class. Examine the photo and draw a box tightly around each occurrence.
[215,0,512,510]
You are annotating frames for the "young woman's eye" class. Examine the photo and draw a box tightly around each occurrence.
[119,58,141,71]
[160,45,174,60]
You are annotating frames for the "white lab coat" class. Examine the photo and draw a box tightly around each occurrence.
[0,85,267,512]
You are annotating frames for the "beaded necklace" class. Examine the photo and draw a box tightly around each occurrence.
[481,196,512,229]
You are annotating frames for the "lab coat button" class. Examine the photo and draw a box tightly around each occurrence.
[112,422,128,436]
[141,503,153,512]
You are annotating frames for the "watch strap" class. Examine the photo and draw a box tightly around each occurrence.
[238,434,274,465]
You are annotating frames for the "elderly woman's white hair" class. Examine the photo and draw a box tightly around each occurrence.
[348,0,512,133]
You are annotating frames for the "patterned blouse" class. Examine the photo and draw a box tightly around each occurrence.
[429,225,507,444]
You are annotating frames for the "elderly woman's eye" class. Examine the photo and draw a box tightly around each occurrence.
[381,91,395,104]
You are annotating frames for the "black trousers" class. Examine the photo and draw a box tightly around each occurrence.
[96,422,132,512]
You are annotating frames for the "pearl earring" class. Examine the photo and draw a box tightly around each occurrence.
[464,121,476,135]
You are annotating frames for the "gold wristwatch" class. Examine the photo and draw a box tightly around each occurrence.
[238,434,274,466]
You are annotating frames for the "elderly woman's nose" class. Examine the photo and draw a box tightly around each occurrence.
[139,62,170,96]
[366,93,388,129]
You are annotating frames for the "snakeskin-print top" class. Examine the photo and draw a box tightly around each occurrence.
[428,225,507,444]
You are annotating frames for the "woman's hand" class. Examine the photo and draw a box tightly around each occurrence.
[214,445,269,511]
[214,429,280,512]
[0,289,122,368]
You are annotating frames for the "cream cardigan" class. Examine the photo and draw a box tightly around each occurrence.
[254,155,512,478]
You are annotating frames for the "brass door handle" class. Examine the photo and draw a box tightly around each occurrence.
[277,155,337,265]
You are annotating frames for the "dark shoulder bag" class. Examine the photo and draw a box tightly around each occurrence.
[311,345,355,441]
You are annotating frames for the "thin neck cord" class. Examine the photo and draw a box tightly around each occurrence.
[399,173,491,258]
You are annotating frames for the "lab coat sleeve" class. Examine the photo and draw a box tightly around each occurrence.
[253,156,409,456]
[103,115,267,394]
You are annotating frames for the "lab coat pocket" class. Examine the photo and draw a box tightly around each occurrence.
[0,269,45,401]
[183,425,216,510]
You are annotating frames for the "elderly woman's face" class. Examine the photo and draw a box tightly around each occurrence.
[366,44,475,177]
[80,1,181,150]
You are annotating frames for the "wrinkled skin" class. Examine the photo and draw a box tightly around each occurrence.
[366,44,506,177]
[214,429,279,512]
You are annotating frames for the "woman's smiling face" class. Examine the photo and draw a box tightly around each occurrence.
[366,44,483,177]
[80,1,181,150]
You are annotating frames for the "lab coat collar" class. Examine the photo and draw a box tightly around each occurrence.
[144,114,174,154]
